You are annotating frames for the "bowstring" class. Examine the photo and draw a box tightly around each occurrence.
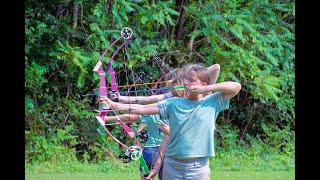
[122,39,157,176]
[129,33,176,174]
[117,36,166,176]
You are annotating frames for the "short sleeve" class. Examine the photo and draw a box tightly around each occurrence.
[163,92,173,99]
[157,99,171,120]
[216,92,230,112]
[140,115,147,124]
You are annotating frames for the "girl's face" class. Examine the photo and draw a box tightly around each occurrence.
[186,77,204,87]
[185,71,206,87]
[172,89,187,98]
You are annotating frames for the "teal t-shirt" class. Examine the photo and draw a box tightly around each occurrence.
[140,114,166,148]
[157,92,229,158]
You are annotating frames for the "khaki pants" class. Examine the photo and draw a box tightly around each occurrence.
[162,157,210,180]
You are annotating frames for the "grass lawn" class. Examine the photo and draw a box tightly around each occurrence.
[26,170,294,180]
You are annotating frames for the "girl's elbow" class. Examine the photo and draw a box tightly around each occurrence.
[235,82,241,93]
[215,63,220,71]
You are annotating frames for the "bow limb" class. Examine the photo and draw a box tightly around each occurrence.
[94,27,132,96]
[106,37,132,93]
[98,27,132,63]
[98,33,126,63]
[102,102,142,148]
[96,115,129,149]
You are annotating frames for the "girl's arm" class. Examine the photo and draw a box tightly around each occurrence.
[188,81,241,100]
[119,94,167,104]
[207,63,220,85]
[110,93,170,104]
[207,81,241,100]
[158,122,170,135]
[127,123,147,139]
[100,97,160,115]
[137,123,147,133]
[104,114,140,123]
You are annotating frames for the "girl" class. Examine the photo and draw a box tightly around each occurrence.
[101,64,235,180]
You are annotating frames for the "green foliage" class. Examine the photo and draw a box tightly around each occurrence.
[25,0,294,169]
[25,62,48,98]
[213,123,294,171]
[25,124,78,164]
[138,1,179,27]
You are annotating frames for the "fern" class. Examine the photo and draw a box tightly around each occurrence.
[264,53,279,67]
[236,18,257,34]
[89,23,109,49]
[93,3,104,18]
[228,23,247,44]
[165,6,180,16]
[279,27,295,41]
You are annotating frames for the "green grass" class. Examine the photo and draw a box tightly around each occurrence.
[26,171,294,180]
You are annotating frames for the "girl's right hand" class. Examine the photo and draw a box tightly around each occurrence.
[110,93,119,101]
[145,169,158,180]
[99,96,112,104]
[99,97,114,109]
[127,131,135,139]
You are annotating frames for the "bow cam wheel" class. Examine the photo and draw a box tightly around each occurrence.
[121,27,132,39]
[129,146,142,161]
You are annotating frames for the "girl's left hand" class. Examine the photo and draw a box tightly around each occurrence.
[158,122,170,135]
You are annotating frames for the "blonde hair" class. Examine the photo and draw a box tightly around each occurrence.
[181,63,206,72]
[185,64,210,85]
[184,64,211,97]
[163,63,211,97]
[163,67,184,87]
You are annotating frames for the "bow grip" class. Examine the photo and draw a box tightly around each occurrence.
[109,70,118,92]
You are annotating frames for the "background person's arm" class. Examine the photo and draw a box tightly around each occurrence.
[145,134,170,180]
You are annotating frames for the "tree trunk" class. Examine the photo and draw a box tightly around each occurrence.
[72,2,79,28]
[187,25,198,52]
[159,25,166,37]
[176,0,187,40]
[64,1,69,17]
[55,3,62,17]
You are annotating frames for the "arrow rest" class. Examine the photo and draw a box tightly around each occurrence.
[138,130,148,143]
